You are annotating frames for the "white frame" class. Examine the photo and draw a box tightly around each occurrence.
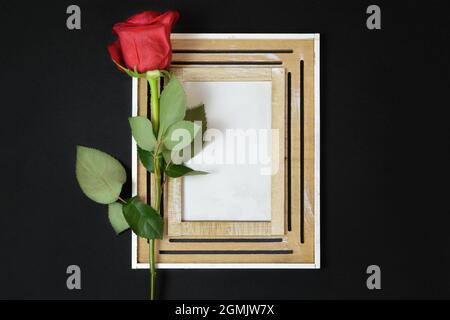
[131,33,320,269]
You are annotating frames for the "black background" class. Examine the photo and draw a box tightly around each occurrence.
[0,0,449,299]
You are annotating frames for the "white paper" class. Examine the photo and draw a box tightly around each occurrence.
[182,81,272,221]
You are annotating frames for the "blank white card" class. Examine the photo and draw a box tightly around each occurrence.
[182,81,272,221]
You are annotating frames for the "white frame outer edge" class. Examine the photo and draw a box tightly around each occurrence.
[131,33,320,269]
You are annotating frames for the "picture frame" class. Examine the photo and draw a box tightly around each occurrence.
[131,33,320,269]
[167,67,285,237]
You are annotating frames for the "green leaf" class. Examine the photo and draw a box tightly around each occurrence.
[137,147,154,173]
[129,116,157,151]
[162,146,197,165]
[138,147,164,173]
[165,163,208,178]
[108,202,129,234]
[185,104,208,160]
[162,148,172,165]
[185,104,207,135]
[123,197,163,239]
[159,75,186,138]
[75,146,126,204]
[163,120,201,150]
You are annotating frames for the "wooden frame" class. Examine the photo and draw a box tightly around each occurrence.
[167,67,285,237]
[131,34,320,269]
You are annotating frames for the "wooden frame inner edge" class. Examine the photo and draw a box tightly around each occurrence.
[167,67,286,237]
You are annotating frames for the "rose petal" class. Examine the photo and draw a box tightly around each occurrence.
[152,10,179,28]
[107,40,126,70]
[115,24,171,72]
[109,10,180,72]
[126,11,162,25]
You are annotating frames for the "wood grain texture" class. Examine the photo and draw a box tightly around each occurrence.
[166,67,285,237]
[173,67,272,81]
[136,78,148,261]
[271,67,286,235]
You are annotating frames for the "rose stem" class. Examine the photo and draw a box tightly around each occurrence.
[148,75,161,300]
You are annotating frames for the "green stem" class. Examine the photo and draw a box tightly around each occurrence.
[147,73,162,301]
[149,238,156,300]
[149,154,162,300]
[154,161,162,213]
[148,78,160,134]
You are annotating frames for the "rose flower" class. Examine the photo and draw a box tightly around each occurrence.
[107,10,179,73]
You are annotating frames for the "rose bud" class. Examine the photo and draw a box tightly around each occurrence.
[107,10,179,74]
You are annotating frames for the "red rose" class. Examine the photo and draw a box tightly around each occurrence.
[108,10,179,73]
